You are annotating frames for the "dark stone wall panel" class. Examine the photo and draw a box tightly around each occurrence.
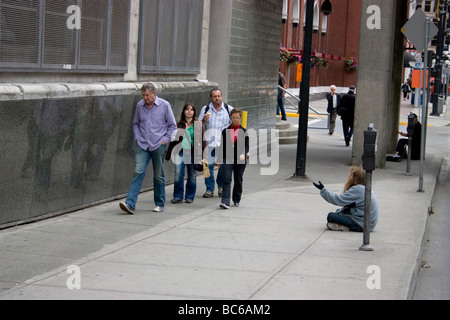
[0,87,213,228]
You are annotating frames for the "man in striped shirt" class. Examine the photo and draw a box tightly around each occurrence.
[198,88,233,198]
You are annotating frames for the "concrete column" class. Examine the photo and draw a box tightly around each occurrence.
[124,0,140,82]
[206,0,232,100]
[353,0,408,168]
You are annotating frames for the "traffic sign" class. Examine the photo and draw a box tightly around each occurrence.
[401,9,438,52]
[409,61,423,68]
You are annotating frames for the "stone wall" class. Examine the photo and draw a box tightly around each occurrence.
[0,82,216,228]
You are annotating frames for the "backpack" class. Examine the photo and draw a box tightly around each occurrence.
[204,103,231,116]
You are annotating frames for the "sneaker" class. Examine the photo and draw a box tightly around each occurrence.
[119,202,134,215]
[218,187,223,196]
[326,222,350,231]
[185,199,193,203]
[219,203,230,209]
[233,202,240,207]
[203,191,214,198]
[153,206,164,212]
[171,198,182,204]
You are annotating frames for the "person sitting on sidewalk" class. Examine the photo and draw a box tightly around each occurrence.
[312,166,379,232]
[390,113,421,162]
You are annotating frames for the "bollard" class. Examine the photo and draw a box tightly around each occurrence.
[241,111,248,129]
[360,124,377,251]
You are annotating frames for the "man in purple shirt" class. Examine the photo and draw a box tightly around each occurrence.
[120,83,177,214]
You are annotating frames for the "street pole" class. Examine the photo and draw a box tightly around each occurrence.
[295,0,313,177]
[419,18,430,192]
[432,0,448,116]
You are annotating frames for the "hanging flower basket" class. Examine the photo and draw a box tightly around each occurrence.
[345,57,358,71]
[280,47,290,63]
[280,47,302,65]
[315,57,330,69]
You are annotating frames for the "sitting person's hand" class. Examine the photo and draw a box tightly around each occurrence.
[313,181,324,190]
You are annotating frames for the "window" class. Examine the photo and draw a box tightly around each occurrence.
[138,0,204,74]
[0,0,130,72]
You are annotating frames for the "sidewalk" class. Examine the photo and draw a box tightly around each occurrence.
[0,99,448,300]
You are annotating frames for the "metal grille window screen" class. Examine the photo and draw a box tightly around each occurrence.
[0,0,130,72]
[139,0,203,74]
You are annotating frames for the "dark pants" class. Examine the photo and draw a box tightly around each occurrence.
[221,163,246,206]
[342,118,353,144]
[396,138,408,155]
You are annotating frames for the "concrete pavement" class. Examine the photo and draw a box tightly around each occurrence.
[0,98,448,300]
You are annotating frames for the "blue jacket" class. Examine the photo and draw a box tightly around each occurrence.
[320,184,379,231]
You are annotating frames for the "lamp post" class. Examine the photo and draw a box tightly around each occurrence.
[432,0,448,116]
[295,0,332,177]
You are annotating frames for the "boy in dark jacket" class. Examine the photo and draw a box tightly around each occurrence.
[218,109,249,209]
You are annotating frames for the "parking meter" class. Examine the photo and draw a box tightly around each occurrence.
[360,124,377,252]
[362,124,377,171]
[407,113,415,137]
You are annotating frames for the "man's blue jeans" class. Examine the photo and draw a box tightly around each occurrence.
[276,90,287,120]
[125,143,167,210]
[205,146,223,193]
[173,150,197,201]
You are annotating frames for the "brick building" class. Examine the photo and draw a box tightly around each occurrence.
[280,0,361,90]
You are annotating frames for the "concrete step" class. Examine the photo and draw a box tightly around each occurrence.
[279,136,298,144]
[277,127,298,138]
[275,121,292,130]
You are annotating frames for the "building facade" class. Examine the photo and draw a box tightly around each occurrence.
[279,0,361,91]
[0,0,282,228]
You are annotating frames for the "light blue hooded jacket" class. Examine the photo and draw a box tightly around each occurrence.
[320,184,379,231]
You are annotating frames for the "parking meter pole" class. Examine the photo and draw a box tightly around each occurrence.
[360,170,373,251]
[360,124,376,252]
[406,112,415,176]
[406,137,412,175]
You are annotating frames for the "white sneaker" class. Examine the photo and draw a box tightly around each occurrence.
[219,203,230,209]
[153,206,164,212]
[119,202,134,215]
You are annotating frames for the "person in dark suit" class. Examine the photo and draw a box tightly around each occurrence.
[326,85,341,135]
[338,86,356,146]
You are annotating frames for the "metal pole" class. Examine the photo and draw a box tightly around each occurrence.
[432,3,444,115]
[419,18,429,192]
[360,170,373,251]
[295,0,313,177]
[406,137,412,175]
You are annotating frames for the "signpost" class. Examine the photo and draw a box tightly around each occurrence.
[401,9,438,192]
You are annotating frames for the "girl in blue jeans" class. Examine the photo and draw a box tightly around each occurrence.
[166,103,206,203]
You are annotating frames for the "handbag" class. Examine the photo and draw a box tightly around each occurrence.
[202,159,210,178]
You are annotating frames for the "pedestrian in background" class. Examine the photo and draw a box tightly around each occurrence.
[166,103,206,204]
[276,71,287,121]
[338,86,356,146]
[218,109,249,209]
[198,88,233,198]
[402,81,411,101]
[326,85,341,135]
[312,166,379,232]
[119,83,177,214]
